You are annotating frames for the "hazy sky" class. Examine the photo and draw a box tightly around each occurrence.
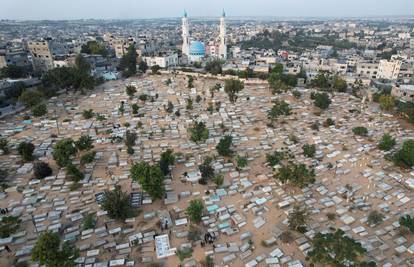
[1,0,413,20]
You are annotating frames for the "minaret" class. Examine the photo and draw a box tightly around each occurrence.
[218,10,227,60]
[182,10,190,57]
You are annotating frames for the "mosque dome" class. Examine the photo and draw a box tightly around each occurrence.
[189,41,205,56]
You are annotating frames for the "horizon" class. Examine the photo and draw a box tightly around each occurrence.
[1,0,413,20]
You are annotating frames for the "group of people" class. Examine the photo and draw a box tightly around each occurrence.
[201,231,216,247]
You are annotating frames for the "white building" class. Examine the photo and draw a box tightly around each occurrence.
[142,53,178,69]
[391,84,414,102]
[378,60,401,80]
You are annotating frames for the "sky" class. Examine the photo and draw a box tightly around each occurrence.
[1,0,413,20]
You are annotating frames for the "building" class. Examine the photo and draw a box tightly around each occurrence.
[142,53,178,68]
[356,61,379,79]
[391,84,414,102]
[378,60,401,80]
[27,40,54,72]
[181,10,227,62]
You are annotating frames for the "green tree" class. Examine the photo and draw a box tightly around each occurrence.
[66,163,84,182]
[139,94,148,102]
[267,100,291,125]
[378,134,396,151]
[159,149,175,176]
[352,126,368,136]
[0,138,9,154]
[82,109,94,119]
[81,40,108,56]
[151,65,161,75]
[131,103,140,115]
[101,185,133,221]
[187,75,194,88]
[82,213,96,230]
[306,229,374,267]
[266,150,287,167]
[166,101,174,113]
[213,174,224,188]
[33,162,53,179]
[18,142,35,162]
[292,90,302,99]
[332,76,347,92]
[216,135,233,157]
[32,231,79,267]
[119,44,137,77]
[186,199,204,223]
[313,92,331,109]
[236,155,248,169]
[367,210,384,226]
[186,98,193,110]
[274,162,315,188]
[224,79,244,103]
[400,215,414,233]
[130,162,165,199]
[393,140,414,168]
[188,121,209,143]
[32,104,47,117]
[139,61,148,73]
[379,95,395,111]
[80,151,96,165]
[303,144,316,158]
[205,60,223,75]
[52,139,77,167]
[75,54,91,74]
[199,156,214,184]
[75,135,93,151]
[311,72,330,89]
[0,216,21,238]
[19,90,43,108]
[125,85,137,99]
[0,65,26,79]
[288,205,309,233]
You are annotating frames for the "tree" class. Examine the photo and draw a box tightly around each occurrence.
[130,162,165,200]
[75,54,91,74]
[266,150,287,167]
[216,135,233,157]
[1,65,26,79]
[205,60,223,75]
[0,216,21,238]
[18,142,35,162]
[311,72,330,89]
[101,185,133,221]
[32,231,79,267]
[367,210,384,226]
[131,103,140,115]
[307,229,374,267]
[400,215,414,233]
[313,92,331,109]
[139,61,148,73]
[125,85,137,99]
[393,139,414,168]
[0,138,9,154]
[52,139,77,167]
[187,75,194,88]
[82,213,96,230]
[267,100,291,125]
[186,98,193,110]
[186,199,204,223]
[224,79,244,103]
[82,109,94,119]
[199,156,214,184]
[34,162,53,179]
[151,65,161,75]
[288,205,309,233]
[139,94,148,102]
[19,90,43,108]
[4,81,25,100]
[196,95,202,103]
[213,174,224,188]
[188,121,209,143]
[119,44,137,77]
[159,149,175,176]
[352,126,368,137]
[332,76,347,92]
[66,163,84,182]
[75,135,93,151]
[166,101,174,113]
[80,151,96,165]
[292,90,302,99]
[236,155,248,169]
[81,40,108,56]
[379,95,395,111]
[274,162,315,188]
[303,144,316,158]
[378,134,396,151]
[32,104,47,117]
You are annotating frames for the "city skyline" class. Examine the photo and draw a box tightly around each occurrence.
[1,0,413,20]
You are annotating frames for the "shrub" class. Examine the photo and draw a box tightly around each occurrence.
[352,126,368,136]
[33,162,52,179]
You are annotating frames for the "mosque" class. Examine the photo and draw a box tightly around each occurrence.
[181,10,227,63]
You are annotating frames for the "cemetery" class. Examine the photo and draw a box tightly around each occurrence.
[1,72,414,267]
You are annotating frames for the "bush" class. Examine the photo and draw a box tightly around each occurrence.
[313,92,331,109]
[101,185,133,221]
[82,213,96,230]
[33,162,52,179]
[80,151,96,165]
[303,144,316,158]
[188,121,209,143]
[216,135,233,157]
[66,163,84,182]
[378,134,396,151]
[17,142,35,162]
[367,210,384,226]
[186,199,204,223]
[75,135,94,151]
[0,216,21,238]
[393,140,414,168]
[0,138,9,154]
[352,126,368,136]
[82,109,94,119]
[31,104,47,117]
[52,138,77,167]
